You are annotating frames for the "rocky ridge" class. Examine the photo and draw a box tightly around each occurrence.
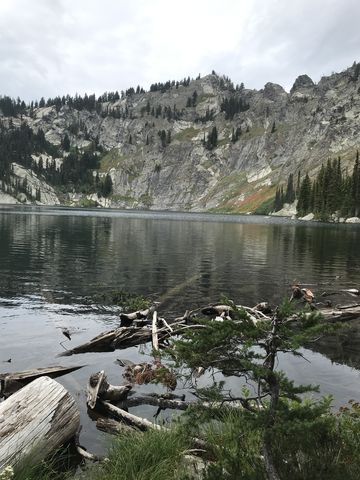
[1,62,360,212]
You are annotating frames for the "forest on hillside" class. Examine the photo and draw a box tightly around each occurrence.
[274,152,360,219]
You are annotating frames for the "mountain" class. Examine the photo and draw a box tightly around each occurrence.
[1,62,360,212]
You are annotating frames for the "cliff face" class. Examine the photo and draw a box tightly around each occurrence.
[1,63,360,212]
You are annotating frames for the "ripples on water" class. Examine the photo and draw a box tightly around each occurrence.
[1,206,360,452]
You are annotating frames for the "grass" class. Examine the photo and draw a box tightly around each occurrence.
[110,193,136,204]
[241,126,265,140]
[84,428,194,480]
[99,149,127,173]
[173,128,199,142]
[208,184,276,214]
[253,196,275,215]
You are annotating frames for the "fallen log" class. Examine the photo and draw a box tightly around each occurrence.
[0,365,85,398]
[100,400,163,431]
[98,401,210,456]
[319,306,360,322]
[0,376,80,469]
[120,305,156,327]
[61,325,173,356]
[74,426,104,462]
[96,417,134,435]
[125,394,189,411]
[87,371,132,409]
[201,305,233,318]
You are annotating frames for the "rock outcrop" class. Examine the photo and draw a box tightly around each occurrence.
[1,62,360,212]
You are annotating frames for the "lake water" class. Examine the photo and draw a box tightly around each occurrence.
[1,205,360,453]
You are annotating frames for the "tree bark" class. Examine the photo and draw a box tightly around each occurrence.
[0,376,80,469]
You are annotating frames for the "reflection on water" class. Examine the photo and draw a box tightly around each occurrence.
[1,206,360,451]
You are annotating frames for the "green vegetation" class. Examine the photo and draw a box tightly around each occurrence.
[242,126,265,139]
[220,95,249,120]
[204,126,218,150]
[139,193,153,207]
[110,193,136,204]
[274,152,360,219]
[166,299,358,479]
[86,428,192,480]
[173,127,198,142]
[0,123,112,199]
[99,149,126,172]
[254,196,276,214]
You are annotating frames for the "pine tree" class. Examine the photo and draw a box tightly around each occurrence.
[206,126,218,150]
[352,150,360,216]
[284,173,295,203]
[297,173,312,216]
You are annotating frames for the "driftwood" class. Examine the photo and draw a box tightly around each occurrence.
[201,304,233,318]
[0,376,80,469]
[100,400,163,431]
[318,305,360,322]
[98,400,210,457]
[152,310,159,351]
[60,325,174,356]
[125,394,189,411]
[74,426,103,462]
[0,365,84,398]
[60,320,193,356]
[87,371,132,409]
[96,417,134,435]
[59,296,360,358]
[120,305,156,327]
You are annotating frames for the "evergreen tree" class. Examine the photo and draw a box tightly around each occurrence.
[284,173,295,203]
[297,173,312,216]
[352,150,360,216]
[61,133,70,152]
[206,126,218,150]
[274,186,285,211]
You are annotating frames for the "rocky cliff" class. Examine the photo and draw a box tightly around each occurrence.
[1,62,360,212]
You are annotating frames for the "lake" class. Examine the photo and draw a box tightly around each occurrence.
[1,205,360,453]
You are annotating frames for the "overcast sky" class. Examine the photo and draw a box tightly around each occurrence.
[0,0,359,101]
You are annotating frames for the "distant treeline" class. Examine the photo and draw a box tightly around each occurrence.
[0,122,112,198]
[274,152,360,219]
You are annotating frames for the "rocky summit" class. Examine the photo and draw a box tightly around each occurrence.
[1,62,360,212]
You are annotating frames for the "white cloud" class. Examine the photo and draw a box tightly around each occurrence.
[0,0,359,100]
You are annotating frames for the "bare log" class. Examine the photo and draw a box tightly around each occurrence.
[87,371,132,409]
[125,394,189,411]
[100,400,163,431]
[96,417,134,435]
[0,365,84,398]
[0,376,80,469]
[59,329,118,356]
[62,325,173,356]
[120,305,156,327]
[319,306,360,322]
[152,310,159,351]
[201,305,233,318]
[74,427,103,462]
